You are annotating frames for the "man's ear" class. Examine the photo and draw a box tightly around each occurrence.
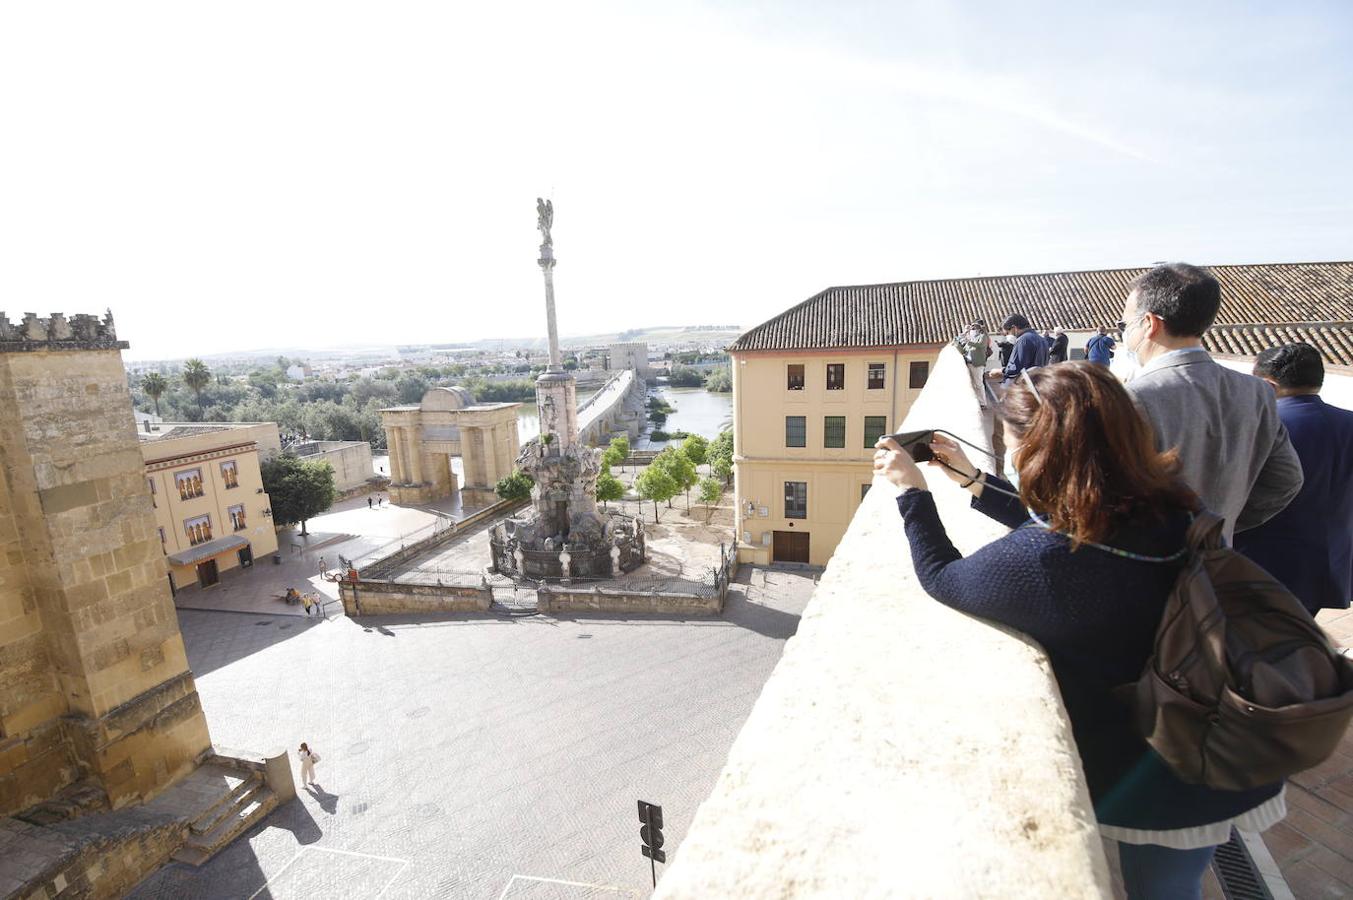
[1258,376,1280,391]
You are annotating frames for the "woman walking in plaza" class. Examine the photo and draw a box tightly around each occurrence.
[873,362,1284,900]
[298,742,320,785]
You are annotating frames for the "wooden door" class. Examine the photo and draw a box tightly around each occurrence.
[772,530,810,564]
[197,559,219,588]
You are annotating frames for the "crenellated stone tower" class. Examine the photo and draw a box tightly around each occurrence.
[0,311,212,816]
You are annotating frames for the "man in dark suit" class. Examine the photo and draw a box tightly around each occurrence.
[1235,343,1353,615]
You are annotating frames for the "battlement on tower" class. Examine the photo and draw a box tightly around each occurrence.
[0,310,128,352]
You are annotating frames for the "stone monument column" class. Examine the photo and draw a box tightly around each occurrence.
[534,197,580,451]
[405,426,424,485]
[387,426,405,483]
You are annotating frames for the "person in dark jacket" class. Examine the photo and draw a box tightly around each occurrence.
[1048,327,1069,364]
[874,362,1284,900]
[1235,343,1353,616]
[987,313,1048,384]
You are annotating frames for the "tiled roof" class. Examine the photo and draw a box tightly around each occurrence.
[1202,322,1353,368]
[729,262,1353,354]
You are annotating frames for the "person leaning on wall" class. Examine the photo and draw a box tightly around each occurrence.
[874,362,1285,900]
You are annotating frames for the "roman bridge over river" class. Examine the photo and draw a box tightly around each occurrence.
[576,368,647,446]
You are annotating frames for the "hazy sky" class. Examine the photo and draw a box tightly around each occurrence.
[3,2,1350,361]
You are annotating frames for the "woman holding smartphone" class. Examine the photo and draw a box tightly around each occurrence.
[873,362,1283,900]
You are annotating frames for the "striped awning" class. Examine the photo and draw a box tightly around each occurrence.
[168,534,250,567]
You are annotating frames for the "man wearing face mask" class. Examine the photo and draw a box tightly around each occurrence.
[987,313,1048,385]
[1121,262,1302,543]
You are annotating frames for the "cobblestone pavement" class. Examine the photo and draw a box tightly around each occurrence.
[130,566,817,899]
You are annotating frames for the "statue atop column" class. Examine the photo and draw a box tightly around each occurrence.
[537,197,553,248]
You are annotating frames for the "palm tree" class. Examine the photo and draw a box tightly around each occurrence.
[141,372,168,417]
[182,359,212,410]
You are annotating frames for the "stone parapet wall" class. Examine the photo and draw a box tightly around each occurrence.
[656,347,1110,897]
[536,587,719,616]
[340,581,490,616]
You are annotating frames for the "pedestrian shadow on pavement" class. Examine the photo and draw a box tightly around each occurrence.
[304,783,340,816]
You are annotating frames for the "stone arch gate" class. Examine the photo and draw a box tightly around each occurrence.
[379,387,522,506]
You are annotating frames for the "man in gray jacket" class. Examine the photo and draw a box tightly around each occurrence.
[1121,263,1302,542]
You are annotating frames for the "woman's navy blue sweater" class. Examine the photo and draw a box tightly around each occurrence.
[896,478,1281,831]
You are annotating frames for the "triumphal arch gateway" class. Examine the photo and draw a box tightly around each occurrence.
[379,387,521,506]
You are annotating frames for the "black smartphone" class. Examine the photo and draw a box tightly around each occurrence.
[884,429,935,463]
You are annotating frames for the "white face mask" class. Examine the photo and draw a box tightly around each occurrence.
[1003,447,1020,488]
[1117,314,1147,382]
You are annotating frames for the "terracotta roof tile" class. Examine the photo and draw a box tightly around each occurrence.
[1203,322,1353,367]
[729,262,1353,359]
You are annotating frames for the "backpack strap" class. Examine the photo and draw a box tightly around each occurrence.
[1185,510,1226,551]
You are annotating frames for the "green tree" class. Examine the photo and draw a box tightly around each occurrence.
[703,368,732,392]
[605,435,630,472]
[396,374,429,404]
[667,365,704,387]
[261,455,336,537]
[654,447,698,512]
[634,465,677,523]
[495,469,535,502]
[595,469,624,509]
[182,359,212,410]
[680,434,709,467]
[709,428,734,485]
[141,371,168,417]
[698,477,723,524]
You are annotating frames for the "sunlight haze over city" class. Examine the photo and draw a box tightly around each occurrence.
[2,1,1350,360]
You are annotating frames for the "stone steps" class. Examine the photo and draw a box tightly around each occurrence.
[187,770,260,834]
[171,780,278,867]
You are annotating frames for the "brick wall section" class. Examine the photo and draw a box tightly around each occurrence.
[0,341,212,816]
[536,588,720,615]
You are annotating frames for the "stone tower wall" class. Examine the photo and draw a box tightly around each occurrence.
[0,315,212,816]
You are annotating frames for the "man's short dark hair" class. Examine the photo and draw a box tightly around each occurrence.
[1128,263,1221,337]
[1254,342,1324,390]
[1001,313,1030,330]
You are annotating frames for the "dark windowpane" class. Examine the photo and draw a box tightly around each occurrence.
[824,416,846,449]
[826,364,845,390]
[785,416,807,448]
[868,363,885,390]
[909,360,930,389]
[784,481,807,519]
[787,364,805,390]
[863,416,888,448]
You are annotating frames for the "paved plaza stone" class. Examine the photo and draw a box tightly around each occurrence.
[129,567,817,899]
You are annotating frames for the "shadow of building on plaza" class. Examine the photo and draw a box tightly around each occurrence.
[178,610,328,678]
[128,798,323,899]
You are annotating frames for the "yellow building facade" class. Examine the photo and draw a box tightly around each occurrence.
[731,347,941,566]
[139,422,280,591]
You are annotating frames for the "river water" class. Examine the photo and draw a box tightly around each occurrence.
[637,386,733,448]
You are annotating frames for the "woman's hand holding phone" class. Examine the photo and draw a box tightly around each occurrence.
[927,434,981,488]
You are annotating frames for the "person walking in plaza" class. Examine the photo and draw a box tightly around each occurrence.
[300,593,314,616]
[368,496,373,509]
[987,313,1048,385]
[1120,262,1302,542]
[874,362,1284,900]
[298,742,320,785]
[1086,326,1116,366]
[318,555,326,576]
[1235,343,1353,617]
